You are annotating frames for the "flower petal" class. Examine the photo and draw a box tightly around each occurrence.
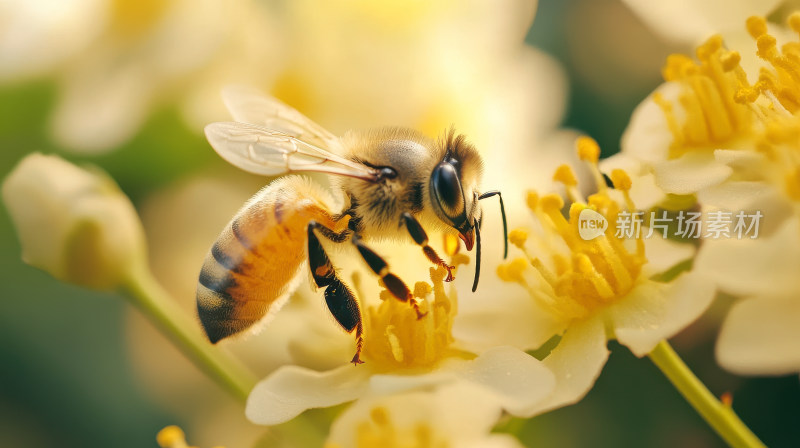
[449,346,556,416]
[641,233,695,275]
[620,82,679,163]
[652,151,733,195]
[694,216,800,297]
[454,280,566,352]
[717,295,800,375]
[245,364,371,425]
[609,273,715,357]
[518,317,609,416]
[600,154,666,210]
[698,181,792,237]
[621,0,782,44]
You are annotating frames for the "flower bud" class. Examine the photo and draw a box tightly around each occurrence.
[2,153,146,289]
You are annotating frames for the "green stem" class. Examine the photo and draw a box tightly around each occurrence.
[122,263,257,403]
[648,341,765,448]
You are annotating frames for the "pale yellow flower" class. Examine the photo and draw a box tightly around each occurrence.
[0,0,105,81]
[615,16,800,225]
[325,384,524,448]
[614,13,800,376]
[696,216,800,375]
[493,138,714,415]
[621,0,782,44]
[2,0,281,153]
[245,261,556,426]
[2,153,145,289]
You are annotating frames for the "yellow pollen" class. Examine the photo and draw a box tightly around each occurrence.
[576,136,601,162]
[508,228,529,248]
[790,12,800,34]
[747,16,769,39]
[757,34,778,59]
[526,191,539,211]
[553,164,578,186]
[413,281,432,298]
[610,169,632,191]
[361,266,457,371]
[499,139,648,323]
[539,193,564,212]
[721,51,741,72]
[443,233,459,256]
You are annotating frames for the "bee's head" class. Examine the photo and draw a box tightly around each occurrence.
[429,130,483,250]
[430,130,507,293]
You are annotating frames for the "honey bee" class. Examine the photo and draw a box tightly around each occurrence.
[197,86,507,364]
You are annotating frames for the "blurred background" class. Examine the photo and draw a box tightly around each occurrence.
[1,0,799,446]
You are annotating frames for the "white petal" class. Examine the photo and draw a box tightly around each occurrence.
[642,233,695,275]
[621,0,782,44]
[449,346,556,416]
[245,364,371,425]
[519,318,609,416]
[0,0,106,81]
[609,273,715,357]
[694,216,800,297]
[326,382,513,448]
[51,62,153,153]
[653,151,733,195]
[717,295,800,375]
[368,370,456,396]
[454,280,566,353]
[698,182,792,237]
[620,83,680,164]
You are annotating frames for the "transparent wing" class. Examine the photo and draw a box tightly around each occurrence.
[221,85,340,152]
[205,122,378,180]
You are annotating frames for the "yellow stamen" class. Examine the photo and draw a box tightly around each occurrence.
[361,265,458,371]
[500,138,648,323]
[576,136,601,163]
[508,228,529,249]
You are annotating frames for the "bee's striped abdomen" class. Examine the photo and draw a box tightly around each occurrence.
[196,176,337,343]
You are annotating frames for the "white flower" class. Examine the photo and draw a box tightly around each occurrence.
[325,384,524,448]
[695,216,800,375]
[2,0,282,153]
[2,153,145,289]
[245,262,556,426]
[616,12,800,376]
[0,0,106,81]
[485,138,715,415]
[616,15,800,228]
[621,0,782,44]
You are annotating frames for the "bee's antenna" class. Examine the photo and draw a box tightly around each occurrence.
[478,190,508,259]
[471,219,482,292]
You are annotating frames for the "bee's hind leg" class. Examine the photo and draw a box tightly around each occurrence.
[401,212,455,282]
[307,221,363,365]
[350,233,427,319]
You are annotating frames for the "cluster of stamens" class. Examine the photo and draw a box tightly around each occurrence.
[497,137,647,322]
[656,13,800,202]
[359,248,469,371]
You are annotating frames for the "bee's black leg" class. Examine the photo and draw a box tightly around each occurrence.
[351,233,426,319]
[307,221,363,364]
[401,212,455,282]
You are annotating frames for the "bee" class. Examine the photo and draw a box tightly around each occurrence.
[197,86,507,364]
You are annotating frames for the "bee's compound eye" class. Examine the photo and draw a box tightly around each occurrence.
[431,162,464,220]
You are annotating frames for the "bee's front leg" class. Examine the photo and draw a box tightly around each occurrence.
[400,212,455,282]
[350,234,427,319]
